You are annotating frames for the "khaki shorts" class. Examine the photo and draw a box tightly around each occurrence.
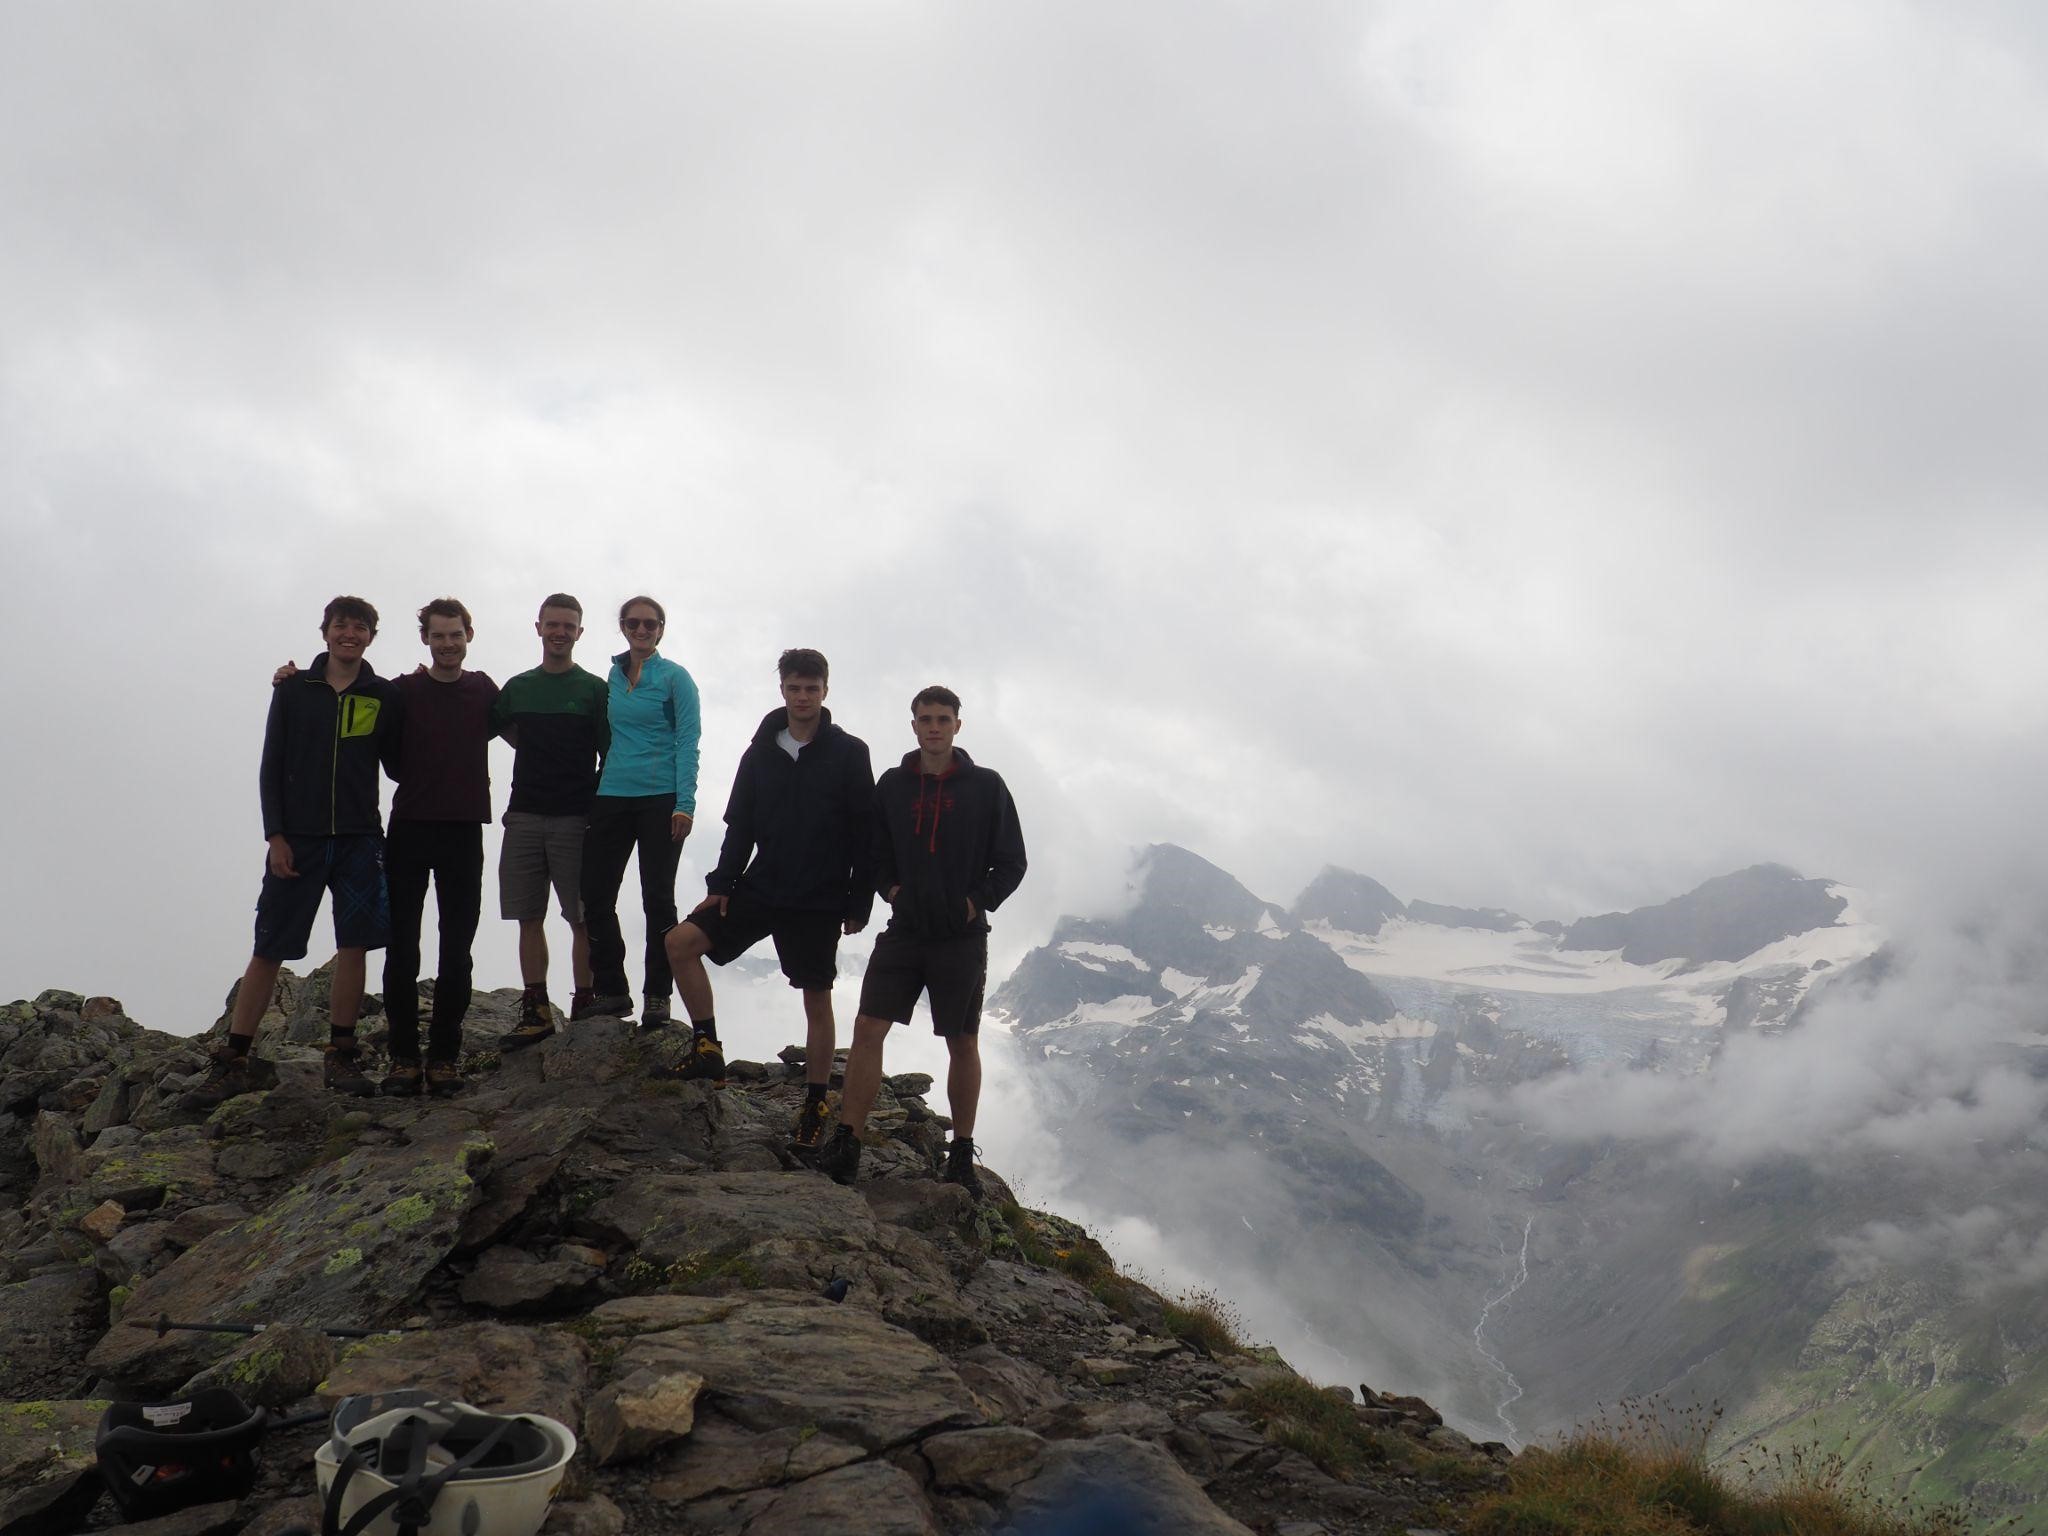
[500,811,588,922]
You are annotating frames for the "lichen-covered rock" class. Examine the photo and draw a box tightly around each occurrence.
[0,1398,109,1536]
[84,1129,493,1392]
[180,1322,337,1407]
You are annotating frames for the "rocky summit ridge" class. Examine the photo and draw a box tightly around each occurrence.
[1,976,1512,1536]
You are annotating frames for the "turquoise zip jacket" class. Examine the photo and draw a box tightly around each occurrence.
[595,650,701,814]
[259,653,401,837]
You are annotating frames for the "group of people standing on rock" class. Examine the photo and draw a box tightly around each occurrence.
[187,592,1028,1197]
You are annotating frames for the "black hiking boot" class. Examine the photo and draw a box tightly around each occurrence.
[791,1095,831,1153]
[182,1042,274,1110]
[502,993,556,1053]
[380,1059,424,1097]
[941,1137,985,1201]
[323,1044,377,1098]
[638,997,672,1032]
[814,1125,862,1187]
[572,990,633,1021]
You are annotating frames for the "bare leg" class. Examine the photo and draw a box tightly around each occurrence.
[330,948,367,1034]
[665,922,715,1023]
[802,989,835,1087]
[518,919,549,987]
[838,1014,892,1134]
[570,921,592,991]
[229,955,285,1040]
[945,1034,982,1140]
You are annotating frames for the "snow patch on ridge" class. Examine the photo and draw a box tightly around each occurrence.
[1058,941,1150,972]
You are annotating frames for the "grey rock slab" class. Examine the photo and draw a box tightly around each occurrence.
[456,1102,603,1251]
[86,1129,492,1392]
[920,1425,1048,1497]
[685,1460,939,1536]
[1070,1355,1143,1386]
[617,1295,980,1450]
[960,1258,1109,1334]
[646,1411,865,1502]
[1003,1435,1255,1535]
[99,1499,243,1535]
[1029,1399,1176,1443]
[319,1321,590,1433]
[0,1270,103,1398]
[954,1345,1067,1424]
[459,1245,598,1312]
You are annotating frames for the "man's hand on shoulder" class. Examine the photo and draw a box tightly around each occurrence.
[266,835,299,878]
[270,661,298,688]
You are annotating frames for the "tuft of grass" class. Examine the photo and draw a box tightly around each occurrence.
[1163,1288,1246,1357]
[1233,1374,1392,1482]
[1462,1399,1990,1536]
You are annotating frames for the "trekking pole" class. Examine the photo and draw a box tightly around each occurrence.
[128,1313,400,1341]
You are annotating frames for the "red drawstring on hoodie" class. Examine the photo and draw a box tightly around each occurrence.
[912,768,954,852]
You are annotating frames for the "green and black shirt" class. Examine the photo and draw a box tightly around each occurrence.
[259,654,401,838]
[491,664,610,816]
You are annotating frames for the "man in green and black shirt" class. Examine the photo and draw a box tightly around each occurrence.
[492,593,610,1047]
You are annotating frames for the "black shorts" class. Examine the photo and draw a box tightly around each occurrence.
[857,927,987,1037]
[685,887,841,992]
[252,834,389,962]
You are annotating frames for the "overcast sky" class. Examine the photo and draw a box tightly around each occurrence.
[5,0,2046,1031]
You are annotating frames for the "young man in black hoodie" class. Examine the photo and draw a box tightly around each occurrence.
[658,650,875,1150]
[188,596,402,1107]
[813,685,1026,1197]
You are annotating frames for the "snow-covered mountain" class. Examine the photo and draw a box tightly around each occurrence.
[988,847,2048,1507]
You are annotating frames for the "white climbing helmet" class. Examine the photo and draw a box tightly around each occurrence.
[312,1391,576,1536]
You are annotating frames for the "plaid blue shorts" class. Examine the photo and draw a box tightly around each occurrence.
[252,834,389,961]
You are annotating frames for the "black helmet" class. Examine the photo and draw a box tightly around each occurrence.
[95,1388,269,1521]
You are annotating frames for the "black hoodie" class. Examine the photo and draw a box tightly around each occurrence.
[707,707,876,925]
[872,747,1027,940]
[258,654,401,838]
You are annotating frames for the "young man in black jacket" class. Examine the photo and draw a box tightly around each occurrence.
[658,650,875,1148]
[813,685,1026,1197]
[188,596,401,1106]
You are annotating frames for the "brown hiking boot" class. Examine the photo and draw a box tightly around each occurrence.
[323,1044,377,1097]
[502,993,556,1053]
[380,1059,423,1097]
[183,1042,273,1109]
[424,1059,465,1097]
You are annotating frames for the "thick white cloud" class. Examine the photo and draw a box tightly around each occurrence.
[4,2,2046,1029]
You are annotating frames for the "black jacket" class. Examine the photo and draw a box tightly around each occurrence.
[708,707,876,924]
[259,654,401,838]
[872,748,1027,940]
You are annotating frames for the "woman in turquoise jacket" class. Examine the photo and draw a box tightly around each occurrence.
[578,595,701,1026]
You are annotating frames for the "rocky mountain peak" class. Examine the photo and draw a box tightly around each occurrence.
[0,977,1507,1535]
[1134,844,1285,934]
[1561,863,1848,966]
[1289,867,1405,935]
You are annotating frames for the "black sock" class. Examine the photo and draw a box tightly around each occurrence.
[226,1033,253,1058]
[693,1016,718,1043]
[806,1081,829,1104]
[523,982,547,1000]
[330,1028,357,1055]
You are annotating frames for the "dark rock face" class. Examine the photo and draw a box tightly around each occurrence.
[1290,868,1406,935]
[0,973,1506,1536]
[1405,900,1524,933]
[1561,864,1846,965]
[1134,844,1287,934]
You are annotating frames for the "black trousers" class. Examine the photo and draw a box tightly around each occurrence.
[582,793,683,998]
[383,819,484,1062]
